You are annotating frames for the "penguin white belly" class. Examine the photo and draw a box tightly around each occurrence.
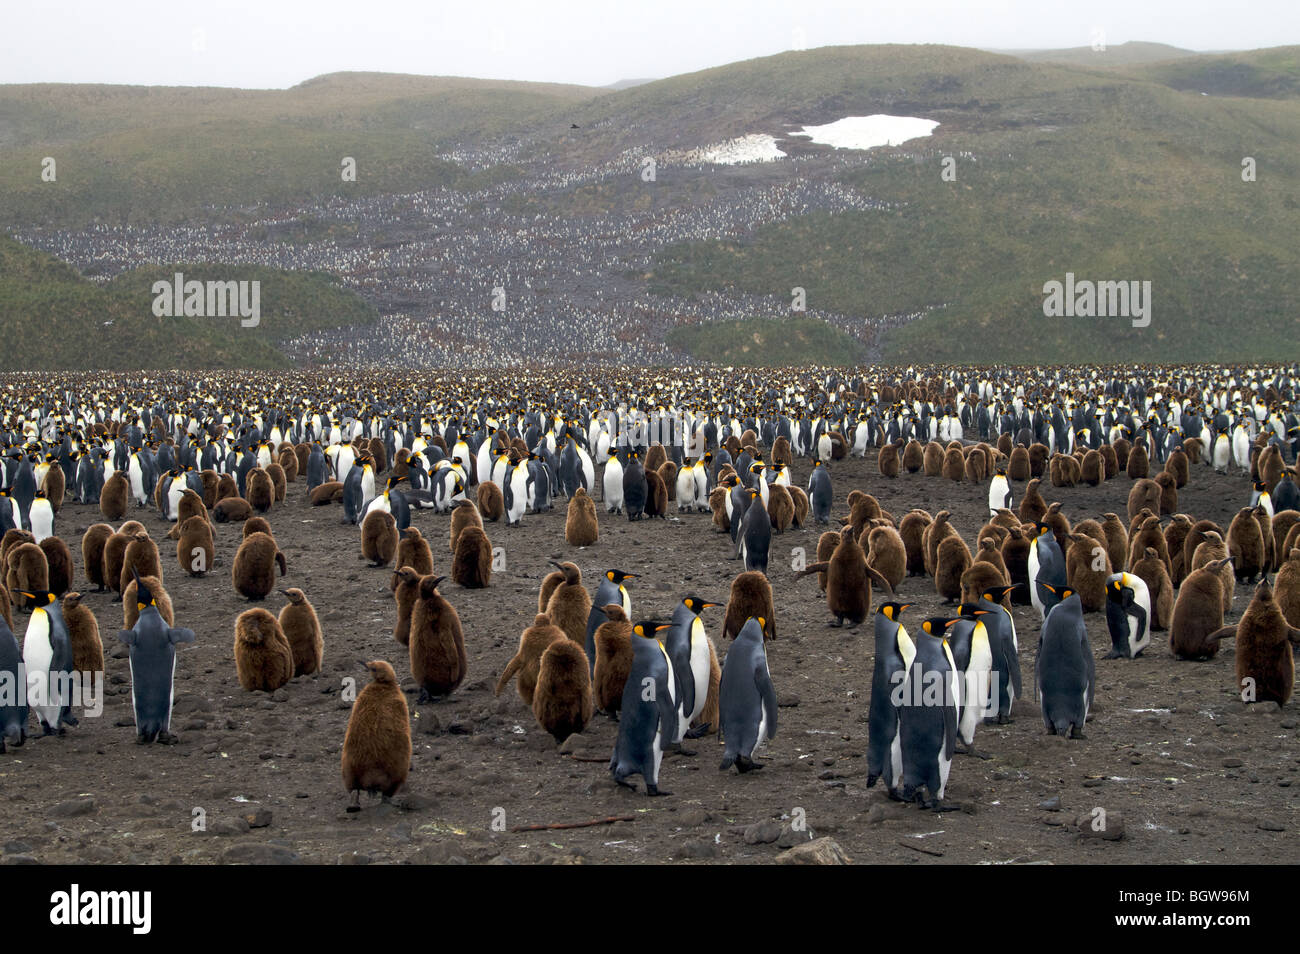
[693,468,708,509]
[256,446,271,469]
[688,632,709,724]
[1213,437,1229,471]
[167,482,184,520]
[751,711,768,758]
[29,500,54,543]
[507,470,528,523]
[1028,547,1044,617]
[889,730,903,790]
[128,460,145,504]
[603,463,623,512]
[676,467,695,511]
[22,615,57,727]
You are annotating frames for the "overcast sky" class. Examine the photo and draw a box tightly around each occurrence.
[1,0,1292,89]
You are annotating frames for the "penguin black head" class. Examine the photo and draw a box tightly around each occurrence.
[920,617,957,637]
[682,596,721,613]
[632,620,670,640]
[981,583,1020,604]
[955,603,992,619]
[19,591,57,608]
[1040,582,1074,601]
[877,601,913,621]
[132,568,157,611]
[606,570,634,584]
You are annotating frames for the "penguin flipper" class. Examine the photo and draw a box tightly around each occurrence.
[168,627,197,645]
[794,562,831,579]
[865,563,894,597]
[117,629,137,646]
[755,665,778,741]
[1206,625,1237,643]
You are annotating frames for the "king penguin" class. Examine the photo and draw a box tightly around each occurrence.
[718,616,778,773]
[21,591,77,735]
[117,571,196,743]
[1103,572,1151,659]
[1035,590,1094,738]
[866,602,915,798]
[609,622,678,796]
[1028,521,1068,619]
[584,569,634,674]
[663,596,721,745]
[899,618,959,810]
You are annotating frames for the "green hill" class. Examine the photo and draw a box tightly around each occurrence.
[1002,41,1199,67]
[0,73,604,227]
[667,317,867,366]
[643,45,1300,364]
[1127,46,1300,98]
[0,236,377,369]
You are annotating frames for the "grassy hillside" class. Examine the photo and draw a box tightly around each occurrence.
[1003,41,1198,67]
[0,236,377,369]
[0,73,604,226]
[646,47,1300,364]
[1127,46,1300,98]
[667,317,867,366]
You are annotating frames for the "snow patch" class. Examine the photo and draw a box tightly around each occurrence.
[790,114,939,150]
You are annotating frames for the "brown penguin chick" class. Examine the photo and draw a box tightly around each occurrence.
[123,575,175,628]
[902,439,924,473]
[391,527,433,591]
[766,484,794,534]
[175,515,215,577]
[866,525,907,591]
[1178,438,1202,467]
[1126,441,1150,479]
[1285,522,1300,561]
[964,445,989,483]
[923,510,958,577]
[0,580,12,630]
[99,472,129,521]
[341,660,412,812]
[843,494,882,537]
[1048,454,1073,488]
[233,608,294,692]
[1164,449,1189,488]
[497,613,568,705]
[471,479,503,523]
[1018,479,1047,526]
[533,638,594,743]
[360,510,398,568]
[813,530,839,592]
[788,485,809,527]
[1253,505,1275,574]
[543,561,591,643]
[245,468,274,513]
[243,516,273,538]
[409,575,468,702]
[644,444,667,473]
[213,497,253,523]
[977,522,1008,551]
[1183,519,1223,572]
[1008,445,1031,481]
[278,588,324,676]
[1043,502,1071,553]
[899,510,932,577]
[232,531,286,600]
[1080,449,1104,486]
[1000,526,1032,604]
[1170,559,1232,659]
[277,450,299,483]
[974,536,1010,580]
[934,534,972,604]
[1163,514,1194,586]
[1028,443,1050,478]
[1,528,33,574]
[997,433,1012,456]
[1073,518,1106,549]
[709,483,731,532]
[961,559,1008,608]
[171,488,208,530]
[537,568,565,613]
[263,462,287,501]
[1099,443,1119,479]
[592,605,635,714]
[772,436,793,467]
[1227,507,1266,583]
[990,508,1020,533]
[450,525,493,588]
[1275,548,1300,627]
[644,469,668,518]
[1257,444,1284,488]
[941,447,965,482]
[877,440,900,478]
[796,526,895,626]
[102,527,136,599]
[391,566,423,646]
[199,469,219,508]
[450,499,483,553]
[1191,531,1235,612]
[61,592,104,675]
[565,488,599,546]
[41,463,65,510]
[722,570,776,641]
[921,441,944,477]
[309,481,345,506]
[119,531,162,596]
[215,473,238,502]
[1153,471,1178,515]
[39,537,73,596]
[1098,512,1128,576]
[1126,478,1162,523]
[1064,532,1109,612]
[658,460,678,501]
[1272,511,1299,572]
[1210,580,1300,706]
[1127,514,1171,575]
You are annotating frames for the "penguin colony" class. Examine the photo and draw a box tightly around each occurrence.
[0,367,1298,832]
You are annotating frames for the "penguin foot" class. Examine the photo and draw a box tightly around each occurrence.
[62,714,79,727]
[958,745,991,760]
[672,747,697,757]
[347,792,361,813]
[41,724,57,737]
[157,731,177,745]
[1069,728,1087,740]
[827,619,843,628]
[1103,650,1123,659]
[645,785,672,797]
[735,755,763,773]
[613,776,637,791]
[684,723,710,739]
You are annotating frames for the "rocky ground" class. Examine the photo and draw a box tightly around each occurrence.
[2,450,1297,865]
